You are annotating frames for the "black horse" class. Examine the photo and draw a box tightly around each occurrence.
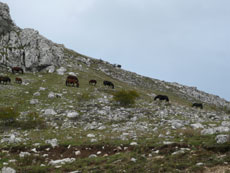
[154,95,169,102]
[89,79,97,86]
[12,67,24,74]
[0,76,11,84]
[192,103,203,109]
[103,80,114,89]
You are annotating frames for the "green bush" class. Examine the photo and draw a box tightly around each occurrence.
[0,107,19,124]
[18,112,46,129]
[113,90,139,107]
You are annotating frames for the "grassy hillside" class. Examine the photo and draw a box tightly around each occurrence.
[0,48,230,172]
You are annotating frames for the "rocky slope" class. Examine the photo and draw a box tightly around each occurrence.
[1,2,230,172]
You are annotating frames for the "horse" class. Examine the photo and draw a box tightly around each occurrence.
[15,77,22,84]
[89,79,97,86]
[103,80,114,89]
[154,95,169,102]
[192,103,203,109]
[0,76,11,84]
[66,78,79,87]
[12,67,24,74]
[67,75,78,82]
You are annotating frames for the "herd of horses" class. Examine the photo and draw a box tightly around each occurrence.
[0,67,203,109]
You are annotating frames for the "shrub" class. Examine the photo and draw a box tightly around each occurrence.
[18,112,46,129]
[113,90,139,107]
[0,107,19,125]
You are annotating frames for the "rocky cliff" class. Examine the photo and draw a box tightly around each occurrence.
[0,2,64,72]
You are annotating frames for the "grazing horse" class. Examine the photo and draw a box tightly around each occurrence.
[15,77,22,84]
[66,78,79,87]
[192,103,203,109]
[89,79,97,86]
[0,76,11,84]
[154,95,169,102]
[12,67,24,74]
[67,75,78,82]
[103,80,114,89]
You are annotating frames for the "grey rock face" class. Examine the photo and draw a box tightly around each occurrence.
[0,3,64,71]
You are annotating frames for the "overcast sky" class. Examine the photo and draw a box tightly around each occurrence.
[2,0,230,100]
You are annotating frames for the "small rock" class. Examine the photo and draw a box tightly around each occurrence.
[67,112,79,118]
[33,92,40,96]
[19,152,31,158]
[131,158,137,162]
[30,99,39,105]
[89,154,97,158]
[87,134,95,138]
[130,142,138,146]
[45,138,58,148]
[1,167,16,173]
[75,151,81,156]
[44,109,57,115]
[191,123,204,129]
[216,135,230,144]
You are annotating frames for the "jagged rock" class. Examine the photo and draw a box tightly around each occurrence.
[0,2,64,71]
[215,135,230,144]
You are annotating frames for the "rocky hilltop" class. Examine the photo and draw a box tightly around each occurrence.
[0,2,64,72]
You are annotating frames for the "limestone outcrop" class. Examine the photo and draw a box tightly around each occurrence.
[0,2,64,72]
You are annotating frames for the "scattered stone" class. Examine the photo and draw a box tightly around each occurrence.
[19,152,31,158]
[89,154,97,158]
[49,158,76,166]
[1,167,16,173]
[75,151,81,156]
[87,134,95,138]
[44,109,57,115]
[216,135,230,144]
[57,67,66,75]
[30,99,39,105]
[191,123,204,129]
[130,142,138,146]
[131,158,137,162]
[45,138,58,148]
[67,112,79,119]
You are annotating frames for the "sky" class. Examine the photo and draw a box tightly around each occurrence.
[2,0,230,100]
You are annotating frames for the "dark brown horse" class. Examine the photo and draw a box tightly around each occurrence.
[67,75,78,82]
[0,76,11,84]
[89,79,97,86]
[15,77,22,84]
[12,67,24,74]
[66,78,79,87]
[103,80,114,89]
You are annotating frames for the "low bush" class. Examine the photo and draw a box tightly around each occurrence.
[113,90,139,107]
[0,107,19,125]
[18,112,46,129]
